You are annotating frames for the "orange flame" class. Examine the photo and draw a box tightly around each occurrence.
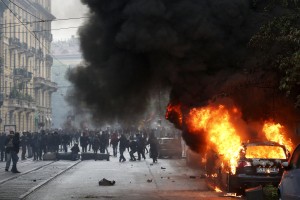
[165,103,183,127]
[215,186,222,193]
[186,105,241,174]
[262,121,294,152]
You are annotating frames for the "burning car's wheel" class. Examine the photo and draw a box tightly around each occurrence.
[227,174,242,194]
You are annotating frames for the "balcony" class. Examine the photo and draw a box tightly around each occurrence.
[46,54,53,66]
[36,49,44,60]
[8,98,22,110]
[17,42,28,54]
[8,38,21,49]
[8,99,36,112]
[26,47,36,57]
[34,77,58,92]
[13,68,33,81]
[47,80,58,92]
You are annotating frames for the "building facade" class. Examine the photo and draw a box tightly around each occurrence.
[0,0,57,132]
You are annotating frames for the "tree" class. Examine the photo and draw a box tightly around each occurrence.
[250,12,300,106]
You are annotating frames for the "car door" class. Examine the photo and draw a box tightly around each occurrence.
[281,144,300,200]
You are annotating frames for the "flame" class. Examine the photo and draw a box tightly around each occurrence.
[215,186,222,193]
[245,145,287,159]
[186,105,241,174]
[165,103,183,127]
[262,121,294,152]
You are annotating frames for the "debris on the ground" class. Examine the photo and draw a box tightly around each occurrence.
[147,179,153,183]
[33,179,36,182]
[223,193,242,198]
[98,178,115,186]
[189,176,196,179]
[161,167,166,169]
[150,163,153,166]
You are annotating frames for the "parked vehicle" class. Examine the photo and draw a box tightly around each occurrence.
[278,143,300,200]
[158,137,182,158]
[206,141,289,194]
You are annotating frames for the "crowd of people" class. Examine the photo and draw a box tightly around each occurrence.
[0,128,161,173]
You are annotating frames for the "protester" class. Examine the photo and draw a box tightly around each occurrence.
[70,143,80,161]
[0,132,6,162]
[110,132,119,157]
[147,132,159,163]
[118,134,128,162]
[5,131,20,173]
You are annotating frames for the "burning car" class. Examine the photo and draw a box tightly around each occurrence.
[206,141,290,194]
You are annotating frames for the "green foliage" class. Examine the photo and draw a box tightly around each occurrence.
[263,184,279,200]
[250,14,300,105]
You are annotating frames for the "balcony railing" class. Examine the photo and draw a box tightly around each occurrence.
[13,68,33,81]
[17,42,28,53]
[8,98,36,112]
[36,49,44,60]
[8,98,21,110]
[26,47,36,57]
[34,77,58,92]
[8,38,21,49]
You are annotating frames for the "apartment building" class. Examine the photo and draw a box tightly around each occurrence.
[0,0,57,132]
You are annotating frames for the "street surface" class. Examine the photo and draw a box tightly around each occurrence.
[0,149,237,200]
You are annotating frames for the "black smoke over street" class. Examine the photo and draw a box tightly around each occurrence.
[67,0,299,149]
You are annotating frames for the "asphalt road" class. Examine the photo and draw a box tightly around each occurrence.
[0,150,236,200]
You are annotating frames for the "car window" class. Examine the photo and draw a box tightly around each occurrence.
[290,145,300,169]
[245,145,287,159]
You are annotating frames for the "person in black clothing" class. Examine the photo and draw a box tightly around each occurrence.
[70,143,80,161]
[61,133,70,152]
[0,133,6,162]
[80,132,89,153]
[129,139,138,161]
[110,132,119,157]
[26,132,33,158]
[118,134,128,162]
[147,132,159,163]
[136,134,146,160]
[32,133,42,161]
[53,132,60,153]
[92,134,100,155]
[99,132,106,153]
[20,132,28,160]
[40,131,48,154]
[5,131,20,173]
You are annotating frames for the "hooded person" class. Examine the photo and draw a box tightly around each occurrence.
[70,143,80,161]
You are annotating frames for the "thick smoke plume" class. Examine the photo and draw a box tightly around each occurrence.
[68,0,300,149]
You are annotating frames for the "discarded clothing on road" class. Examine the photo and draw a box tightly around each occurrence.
[98,178,116,186]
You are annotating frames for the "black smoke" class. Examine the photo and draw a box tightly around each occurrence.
[68,0,300,148]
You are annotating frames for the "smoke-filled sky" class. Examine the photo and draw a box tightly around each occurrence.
[51,0,88,41]
[67,0,299,149]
